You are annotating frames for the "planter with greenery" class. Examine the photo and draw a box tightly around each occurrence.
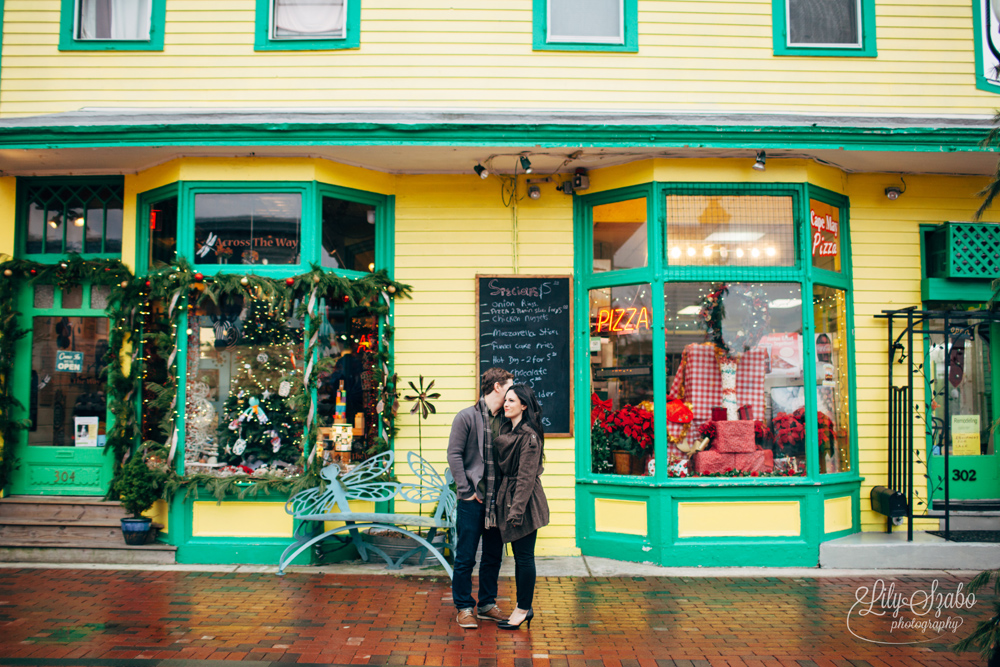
[112,447,167,545]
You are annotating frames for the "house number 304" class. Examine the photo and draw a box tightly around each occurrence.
[52,471,76,483]
[951,469,977,482]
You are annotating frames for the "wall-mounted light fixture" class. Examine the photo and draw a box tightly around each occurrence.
[474,164,489,179]
[528,185,541,200]
[73,216,85,227]
[519,155,533,174]
[752,151,766,172]
[885,177,906,201]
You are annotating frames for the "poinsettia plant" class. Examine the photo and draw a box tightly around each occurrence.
[590,393,654,457]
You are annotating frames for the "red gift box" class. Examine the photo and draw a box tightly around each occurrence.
[733,449,774,473]
[714,420,756,453]
[693,450,737,475]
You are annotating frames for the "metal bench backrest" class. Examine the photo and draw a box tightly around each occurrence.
[398,451,457,526]
[285,451,400,518]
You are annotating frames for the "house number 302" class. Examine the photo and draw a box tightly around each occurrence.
[52,471,76,483]
[952,469,977,482]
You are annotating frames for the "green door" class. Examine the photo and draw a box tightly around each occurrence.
[926,320,1000,504]
[7,282,115,496]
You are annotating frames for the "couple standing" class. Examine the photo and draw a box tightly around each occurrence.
[446,367,549,631]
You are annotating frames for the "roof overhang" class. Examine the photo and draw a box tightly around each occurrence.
[0,108,995,177]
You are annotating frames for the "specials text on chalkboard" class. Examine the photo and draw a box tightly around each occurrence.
[476,275,573,437]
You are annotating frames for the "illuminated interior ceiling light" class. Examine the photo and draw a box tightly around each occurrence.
[73,216,85,227]
[752,151,766,171]
[368,262,375,271]
[719,247,729,258]
[48,217,60,229]
[736,248,745,258]
[702,245,712,257]
[770,299,802,309]
[677,305,702,316]
[766,247,776,256]
[528,185,541,200]
[686,246,696,257]
[705,232,764,242]
[751,247,761,258]
[519,155,532,173]
[474,164,489,179]
[670,246,681,258]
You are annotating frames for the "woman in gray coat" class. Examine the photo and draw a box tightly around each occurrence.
[494,384,549,630]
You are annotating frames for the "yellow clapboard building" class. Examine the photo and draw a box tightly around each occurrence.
[0,0,997,567]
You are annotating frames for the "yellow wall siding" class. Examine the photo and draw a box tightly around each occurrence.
[2,0,999,117]
[848,173,1000,532]
[392,174,579,556]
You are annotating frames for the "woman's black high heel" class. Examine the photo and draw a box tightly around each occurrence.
[497,609,533,630]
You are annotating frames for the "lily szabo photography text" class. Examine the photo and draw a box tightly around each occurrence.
[848,578,979,645]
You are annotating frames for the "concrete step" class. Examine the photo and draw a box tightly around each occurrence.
[0,539,177,565]
[820,531,1000,569]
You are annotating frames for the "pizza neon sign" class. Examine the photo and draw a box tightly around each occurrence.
[595,307,651,333]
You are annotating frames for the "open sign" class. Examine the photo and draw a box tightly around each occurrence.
[56,351,83,373]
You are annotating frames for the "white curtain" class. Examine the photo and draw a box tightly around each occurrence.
[274,0,346,38]
[78,0,151,40]
[548,0,621,42]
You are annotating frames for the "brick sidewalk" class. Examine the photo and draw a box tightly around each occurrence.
[0,568,989,666]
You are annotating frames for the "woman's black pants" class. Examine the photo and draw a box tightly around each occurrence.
[510,530,538,609]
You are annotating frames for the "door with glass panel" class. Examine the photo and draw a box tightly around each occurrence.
[925,319,1000,504]
[8,283,115,496]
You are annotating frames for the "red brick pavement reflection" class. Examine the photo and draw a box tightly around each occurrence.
[0,568,989,666]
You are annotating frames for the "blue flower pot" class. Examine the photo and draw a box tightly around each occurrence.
[120,517,152,545]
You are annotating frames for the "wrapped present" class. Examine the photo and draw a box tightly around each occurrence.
[733,449,774,473]
[693,450,736,475]
[714,420,756,453]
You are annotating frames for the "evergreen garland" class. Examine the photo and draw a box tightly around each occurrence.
[0,255,409,502]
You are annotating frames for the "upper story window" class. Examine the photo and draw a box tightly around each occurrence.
[255,0,360,50]
[21,178,123,258]
[59,0,165,51]
[533,0,637,52]
[772,0,876,57]
[975,0,1000,93]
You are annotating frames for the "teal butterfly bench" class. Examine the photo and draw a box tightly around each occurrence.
[277,451,457,578]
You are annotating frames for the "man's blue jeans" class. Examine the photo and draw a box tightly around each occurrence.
[452,498,504,610]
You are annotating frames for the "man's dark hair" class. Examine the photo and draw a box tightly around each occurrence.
[480,367,514,397]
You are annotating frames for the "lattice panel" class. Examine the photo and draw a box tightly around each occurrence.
[927,223,1000,279]
[23,181,124,255]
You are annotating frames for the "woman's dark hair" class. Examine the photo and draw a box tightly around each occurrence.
[507,384,545,447]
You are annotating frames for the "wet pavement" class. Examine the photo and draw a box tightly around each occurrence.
[0,566,991,667]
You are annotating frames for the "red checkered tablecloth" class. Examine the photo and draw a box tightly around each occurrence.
[668,343,767,457]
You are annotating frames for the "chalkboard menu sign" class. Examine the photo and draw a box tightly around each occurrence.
[476,275,573,437]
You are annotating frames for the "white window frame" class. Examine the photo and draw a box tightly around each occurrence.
[785,0,863,49]
[546,0,624,45]
[270,0,348,41]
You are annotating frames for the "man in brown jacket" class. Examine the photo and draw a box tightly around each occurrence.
[447,367,513,629]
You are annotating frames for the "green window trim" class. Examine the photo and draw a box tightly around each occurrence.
[532,0,638,53]
[254,0,361,51]
[16,175,125,261]
[771,0,876,58]
[574,180,859,486]
[135,180,393,280]
[972,0,1000,94]
[58,0,166,52]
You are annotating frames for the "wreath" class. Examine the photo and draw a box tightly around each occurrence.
[698,283,771,358]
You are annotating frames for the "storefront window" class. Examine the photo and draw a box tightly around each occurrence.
[321,196,376,272]
[593,197,647,272]
[193,193,301,265]
[184,292,304,470]
[665,194,795,267]
[149,195,178,268]
[23,179,124,256]
[664,282,806,478]
[810,198,842,272]
[29,316,109,447]
[315,300,380,465]
[814,286,851,473]
[589,283,653,475]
